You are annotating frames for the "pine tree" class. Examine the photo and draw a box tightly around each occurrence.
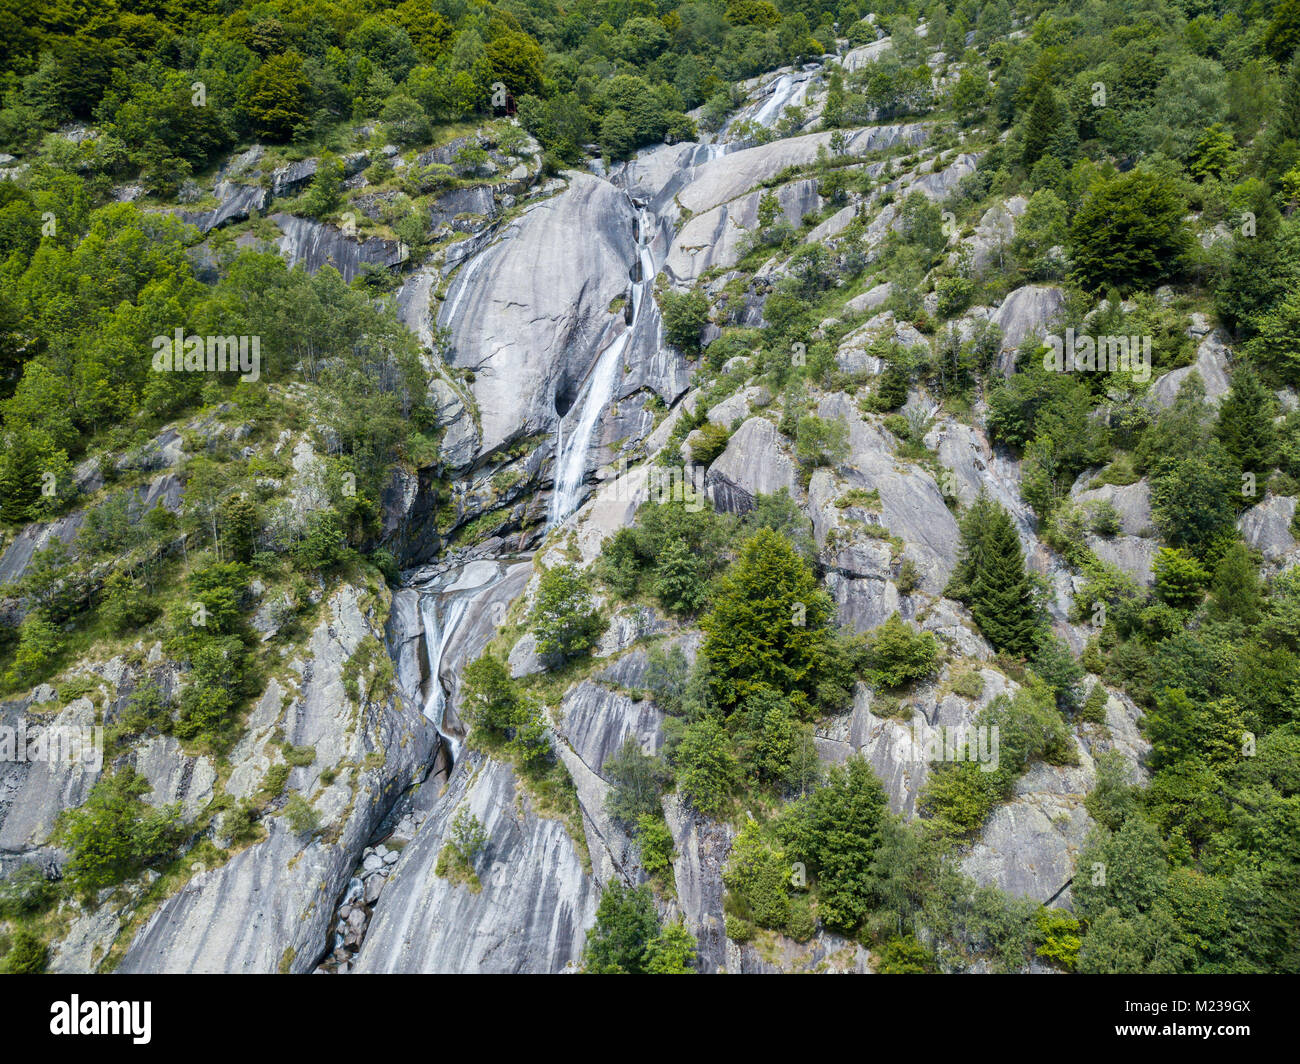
[0,438,40,525]
[1215,363,1276,472]
[1022,82,1063,169]
[947,492,1040,657]
[945,490,998,601]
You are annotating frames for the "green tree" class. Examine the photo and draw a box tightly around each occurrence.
[776,757,888,934]
[946,493,1040,657]
[53,769,181,898]
[1152,548,1211,610]
[672,716,738,817]
[1070,170,1191,292]
[1215,364,1275,472]
[701,528,833,712]
[460,654,522,734]
[1149,444,1238,558]
[659,288,709,352]
[531,564,602,662]
[865,612,939,689]
[1022,83,1068,169]
[239,51,311,140]
[582,881,660,973]
[603,735,667,825]
[644,919,697,973]
[0,928,47,974]
[4,609,63,689]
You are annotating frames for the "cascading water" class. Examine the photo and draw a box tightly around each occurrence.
[439,249,489,332]
[546,205,658,528]
[752,72,798,127]
[418,592,468,762]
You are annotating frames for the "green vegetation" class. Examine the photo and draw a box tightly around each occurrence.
[435,806,489,892]
[582,881,696,973]
[52,769,183,899]
[530,563,602,664]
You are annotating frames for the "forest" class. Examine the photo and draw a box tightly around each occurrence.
[0,0,1297,979]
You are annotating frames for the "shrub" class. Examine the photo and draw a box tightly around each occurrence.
[0,865,58,919]
[1080,683,1109,725]
[865,613,939,689]
[672,717,739,817]
[4,610,62,690]
[794,415,849,469]
[436,807,488,891]
[604,736,667,825]
[635,814,675,882]
[283,793,321,836]
[689,422,730,466]
[1089,500,1121,537]
[722,819,791,930]
[1070,169,1192,292]
[660,288,710,352]
[0,928,48,974]
[53,769,182,897]
[875,934,932,973]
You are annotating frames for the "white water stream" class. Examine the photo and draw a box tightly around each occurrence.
[545,206,658,528]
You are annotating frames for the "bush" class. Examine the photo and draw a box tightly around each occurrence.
[775,758,888,934]
[4,610,62,690]
[1070,169,1192,292]
[722,819,791,930]
[672,717,738,817]
[531,564,602,663]
[604,736,667,825]
[283,793,321,836]
[635,814,675,882]
[0,928,48,974]
[875,934,932,973]
[689,422,730,466]
[0,864,58,919]
[1089,501,1121,538]
[660,288,710,352]
[794,415,849,469]
[436,806,489,891]
[53,769,182,897]
[1080,683,1109,725]
[865,613,939,689]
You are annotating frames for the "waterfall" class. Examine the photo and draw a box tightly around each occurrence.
[752,73,797,127]
[546,206,657,528]
[418,592,472,762]
[438,250,489,332]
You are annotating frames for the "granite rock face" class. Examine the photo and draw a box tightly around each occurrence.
[992,285,1067,372]
[437,172,641,458]
[272,213,406,282]
[117,584,438,973]
[706,416,801,513]
[352,755,600,973]
[1151,321,1232,407]
[1239,494,1299,565]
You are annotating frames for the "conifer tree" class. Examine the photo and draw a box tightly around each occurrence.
[701,528,832,712]
[1022,82,1063,169]
[1215,363,1276,472]
[947,492,1040,657]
